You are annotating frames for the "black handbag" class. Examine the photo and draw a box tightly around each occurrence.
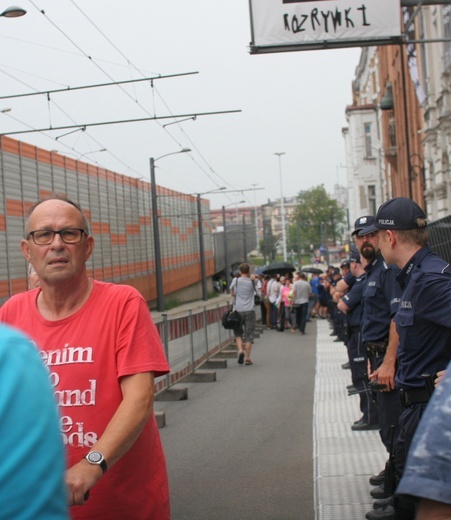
[221,309,242,330]
[253,280,261,305]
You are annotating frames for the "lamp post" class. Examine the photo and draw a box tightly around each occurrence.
[250,183,259,253]
[274,152,287,261]
[242,214,247,262]
[150,148,191,312]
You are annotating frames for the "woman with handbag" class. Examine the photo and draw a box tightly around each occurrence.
[229,263,256,366]
[278,276,295,333]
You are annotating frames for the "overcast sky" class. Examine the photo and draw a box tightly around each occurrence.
[0,0,361,209]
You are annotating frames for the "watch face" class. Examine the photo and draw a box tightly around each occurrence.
[87,452,103,464]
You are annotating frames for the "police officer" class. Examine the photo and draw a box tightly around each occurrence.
[329,267,346,342]
[338,250,379,431]
[357,216,403,516]
[365,197,451,520]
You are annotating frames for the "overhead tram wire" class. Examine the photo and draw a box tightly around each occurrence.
[60,0,240,192]
[1,109,242,136]
[28,1,173,111]
[150,84,238,190]
[1,13,200,178]
[27,1,244,194]
[0,22,154,178]
[68,0,147,80]
[0,65,69,90]
[0,73,199,101]
[0,70,119,168]
[0,109,143,178]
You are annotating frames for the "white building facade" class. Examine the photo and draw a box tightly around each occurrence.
[343,48,387,227]
[418,5,451,220]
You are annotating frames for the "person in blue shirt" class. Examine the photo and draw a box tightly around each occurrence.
[363,197,451,520]
[359,219,402,452]
[356,216,404,519]
[338,250,378,431]
[396,360,451,519]
[0,324,68,520]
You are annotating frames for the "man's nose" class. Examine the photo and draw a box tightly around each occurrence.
[49,233,66,247]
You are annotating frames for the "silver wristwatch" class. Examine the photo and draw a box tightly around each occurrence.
[84,451,107,473]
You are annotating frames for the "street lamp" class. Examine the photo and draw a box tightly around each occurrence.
[150,148,191,312]
[274,152,287,261]
[0,6,26,17]
[250,183,259,254]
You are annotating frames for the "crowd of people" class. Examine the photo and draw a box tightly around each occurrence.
[229,196,451,520]
[324,200,451,520]
[2,193,451,520]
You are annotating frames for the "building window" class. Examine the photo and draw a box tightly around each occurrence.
[445,6,451,71]
[368,185,377,215]
[359,185,367,210]
[364,123,373,158]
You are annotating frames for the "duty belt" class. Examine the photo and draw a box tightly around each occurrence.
[399,387,431,408]
[365,340,388,357]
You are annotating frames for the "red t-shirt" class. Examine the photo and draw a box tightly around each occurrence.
[0,280,170,520]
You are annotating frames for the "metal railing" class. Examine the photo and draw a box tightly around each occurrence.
[428,214,451,263]
[152,299,261,393]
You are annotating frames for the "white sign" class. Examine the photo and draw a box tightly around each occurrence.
[249,0,401,53]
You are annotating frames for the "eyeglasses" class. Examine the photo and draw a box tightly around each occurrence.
[362,232,378,239]
[27,228,86,245]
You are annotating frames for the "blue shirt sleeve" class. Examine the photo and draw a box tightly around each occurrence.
[0,325,68,519]
[397,360,451,504]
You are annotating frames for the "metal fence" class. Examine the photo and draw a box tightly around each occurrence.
[152,299,261,393]
[0,137,227,304]
[428,214,451,263]
[213,224,257,273]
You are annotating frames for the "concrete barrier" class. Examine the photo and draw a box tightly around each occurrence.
[155,411,166,428]
[216,349,239,359]
[155,386,188,401]
[204,359,228,369]
[183,370,217,383]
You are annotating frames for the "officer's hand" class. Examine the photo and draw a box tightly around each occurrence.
[435,370,446,387]
[370,363,395,392]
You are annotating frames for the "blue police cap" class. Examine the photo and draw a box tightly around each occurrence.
[349,250,361,263]
[352,215,375,236]
[361,197,427,234]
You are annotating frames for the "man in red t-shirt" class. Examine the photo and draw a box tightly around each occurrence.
[0,195,170,520]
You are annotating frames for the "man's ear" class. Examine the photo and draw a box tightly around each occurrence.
[84,235,95,261]
[386,230,396,248]
[20,238,31,262]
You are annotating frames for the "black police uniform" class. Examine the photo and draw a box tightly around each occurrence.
[361,253,402,452]
[342,272,378,426]
[330,272,346,341]
[393,246,451,518]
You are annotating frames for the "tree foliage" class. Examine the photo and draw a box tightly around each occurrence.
[288,185,346,252]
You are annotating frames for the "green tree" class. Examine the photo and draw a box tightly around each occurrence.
[288,185,346,255]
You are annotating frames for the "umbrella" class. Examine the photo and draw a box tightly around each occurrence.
[302,267,323,275]
[262,262,295,275]
[253,266,268,276]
